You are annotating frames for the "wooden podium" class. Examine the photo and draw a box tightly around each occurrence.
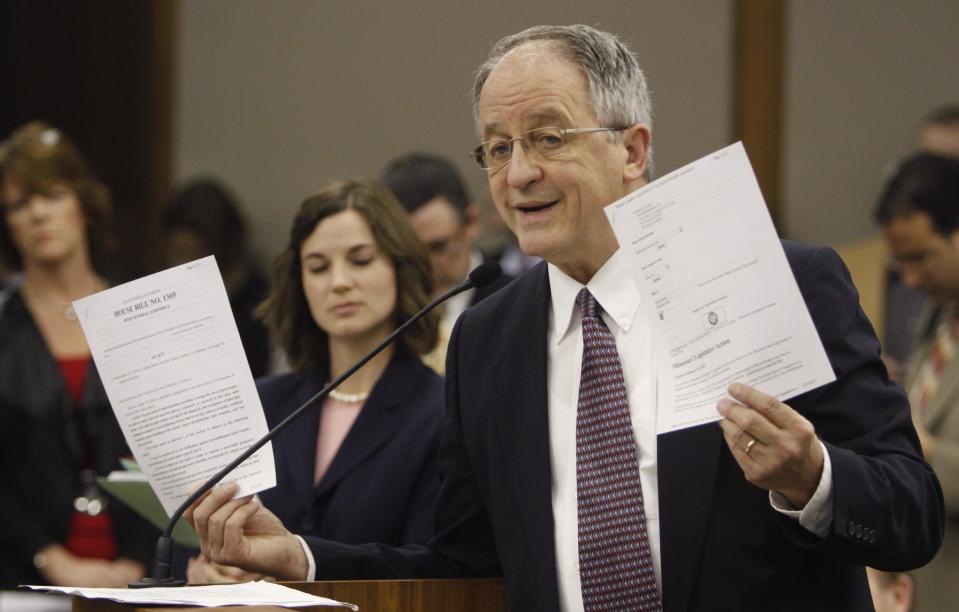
[70,579,510,611]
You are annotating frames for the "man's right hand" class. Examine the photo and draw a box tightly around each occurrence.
[184,481,308,581]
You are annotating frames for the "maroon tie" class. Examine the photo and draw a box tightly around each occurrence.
[576,288,661,611]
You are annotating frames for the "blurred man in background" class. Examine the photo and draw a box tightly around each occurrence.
[867,568,915,612]
[918,104,959,158]
[875,151,959,610]
[381,153,512,372]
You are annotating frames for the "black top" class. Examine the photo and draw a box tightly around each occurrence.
[258,351,445,546]
[0,287,158,587]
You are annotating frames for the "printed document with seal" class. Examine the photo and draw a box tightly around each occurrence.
[606,142,836,434]
[73,256,275,516]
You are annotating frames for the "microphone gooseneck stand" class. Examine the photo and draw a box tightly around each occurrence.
[130,262,502,587]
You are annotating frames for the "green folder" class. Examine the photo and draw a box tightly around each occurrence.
[97,470,200,548]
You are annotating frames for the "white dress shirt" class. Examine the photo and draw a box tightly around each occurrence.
[546,249,834,612]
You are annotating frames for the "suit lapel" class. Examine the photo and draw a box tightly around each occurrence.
[657,417,722,611]
[315,354,416,497]
[487,266,560,608]
[276,377,324,514]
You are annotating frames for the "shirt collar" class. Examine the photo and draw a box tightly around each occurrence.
[548,248,641,345]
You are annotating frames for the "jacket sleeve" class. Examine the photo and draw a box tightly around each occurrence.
[779,245,944,570]
[399,391,444,546]
[0,478,57,576]
[0,396,61,584]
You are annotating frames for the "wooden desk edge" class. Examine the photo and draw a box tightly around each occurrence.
[71,577,509,612]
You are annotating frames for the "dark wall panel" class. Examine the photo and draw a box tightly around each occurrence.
[0,0,171,281]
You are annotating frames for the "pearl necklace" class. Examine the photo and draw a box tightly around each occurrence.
[328,388,369,403]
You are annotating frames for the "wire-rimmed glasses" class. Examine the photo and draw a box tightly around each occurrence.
[469,126,627,171]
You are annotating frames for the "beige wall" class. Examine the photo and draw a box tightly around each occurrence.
[173,0,734,265]
[175,2,959,264]
[784,1,959,247]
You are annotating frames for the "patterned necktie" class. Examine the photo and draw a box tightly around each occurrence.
[910,306,959,415]
[576,288,661,611]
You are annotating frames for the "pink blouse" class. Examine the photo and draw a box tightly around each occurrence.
[314,396,364,485]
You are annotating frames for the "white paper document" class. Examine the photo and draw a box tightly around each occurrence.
[606,142,835,434]
[74,256,275,516]
[22,581,357,609]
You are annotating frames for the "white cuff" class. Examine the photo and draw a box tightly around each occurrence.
[769,440,833,538]
[295,535,316,581]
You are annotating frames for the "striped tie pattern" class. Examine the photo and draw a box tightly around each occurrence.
[575,288,661,611]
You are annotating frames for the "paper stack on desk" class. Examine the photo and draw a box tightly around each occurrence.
[22,581,358,609]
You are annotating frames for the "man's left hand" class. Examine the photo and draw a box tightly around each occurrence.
[717,382,824,508]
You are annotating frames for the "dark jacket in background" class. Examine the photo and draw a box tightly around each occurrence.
[0,287,157,588]
[257,351,444,545]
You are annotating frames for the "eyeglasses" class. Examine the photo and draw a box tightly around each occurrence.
[425,225,466,257]
[888,250,937,275]
[469,126,628,171]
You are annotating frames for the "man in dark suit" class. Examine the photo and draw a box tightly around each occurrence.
[380,152,514,306]
[380,153,514,373]
[188,25,943,610]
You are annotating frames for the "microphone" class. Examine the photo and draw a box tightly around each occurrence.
[131,261,502,587]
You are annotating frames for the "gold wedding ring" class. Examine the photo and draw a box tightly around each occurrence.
[744,438,757,456]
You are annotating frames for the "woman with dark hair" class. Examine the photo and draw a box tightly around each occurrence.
[0,121,156,587]
[186,179,443,582]
[163,179,271,377]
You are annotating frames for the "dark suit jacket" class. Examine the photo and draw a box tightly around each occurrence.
[0,288,158,588]
[258,351,444,545]
[306,241,943,611]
